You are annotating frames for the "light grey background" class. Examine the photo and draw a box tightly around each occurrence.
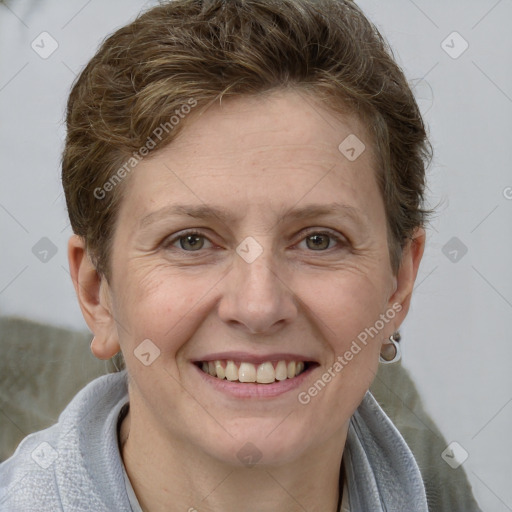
[1,1,511,509]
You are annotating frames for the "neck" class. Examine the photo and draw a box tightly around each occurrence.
[119,405,347,512]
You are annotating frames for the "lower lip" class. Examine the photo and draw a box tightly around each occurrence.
[193,363,317,399]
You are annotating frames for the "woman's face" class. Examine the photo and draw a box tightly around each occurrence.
[86,90,420,466]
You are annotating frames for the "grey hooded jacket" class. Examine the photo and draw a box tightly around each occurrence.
[0,370,431,511]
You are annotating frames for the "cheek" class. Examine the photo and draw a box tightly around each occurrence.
[112,263,226,356]
[296,273,388,414]
[296,265,391,348]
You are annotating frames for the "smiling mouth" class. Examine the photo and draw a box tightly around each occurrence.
[196,360,314,384]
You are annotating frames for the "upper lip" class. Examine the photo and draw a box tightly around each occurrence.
[193,352,318,365]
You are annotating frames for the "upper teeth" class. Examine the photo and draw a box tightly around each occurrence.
[201,360,306,384]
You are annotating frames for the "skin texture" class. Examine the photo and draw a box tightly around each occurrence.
[68,89,425,512]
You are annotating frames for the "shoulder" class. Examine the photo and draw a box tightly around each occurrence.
[0,372,129,512]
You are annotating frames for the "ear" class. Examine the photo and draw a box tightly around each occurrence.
[67,235,120,360]
[387,227,426,327]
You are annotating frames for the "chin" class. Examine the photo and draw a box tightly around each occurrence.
[196,420,316,468]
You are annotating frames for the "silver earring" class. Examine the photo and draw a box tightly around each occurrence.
[379,332,401,364]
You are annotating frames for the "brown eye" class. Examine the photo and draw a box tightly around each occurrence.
[297,229,347,252]
[305,233,333,251]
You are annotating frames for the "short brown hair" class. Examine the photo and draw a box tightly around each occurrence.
[62,0,432,278]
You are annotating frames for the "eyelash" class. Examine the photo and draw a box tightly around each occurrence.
[163,228,348,254]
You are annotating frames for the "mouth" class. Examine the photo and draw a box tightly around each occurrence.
[194,359,316,384]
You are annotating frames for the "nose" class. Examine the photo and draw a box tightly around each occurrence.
[217,247,298,335]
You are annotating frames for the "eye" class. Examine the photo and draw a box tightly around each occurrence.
[298,230,346,251]
[163,228,347,254]
[165,230,213,252]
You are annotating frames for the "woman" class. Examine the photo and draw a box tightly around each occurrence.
[0,0,449,510]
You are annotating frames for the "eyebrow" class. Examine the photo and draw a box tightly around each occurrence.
[139,202,369,230]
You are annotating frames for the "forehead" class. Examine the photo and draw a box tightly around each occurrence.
[166,90,376,168]
[118,90,382,224]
